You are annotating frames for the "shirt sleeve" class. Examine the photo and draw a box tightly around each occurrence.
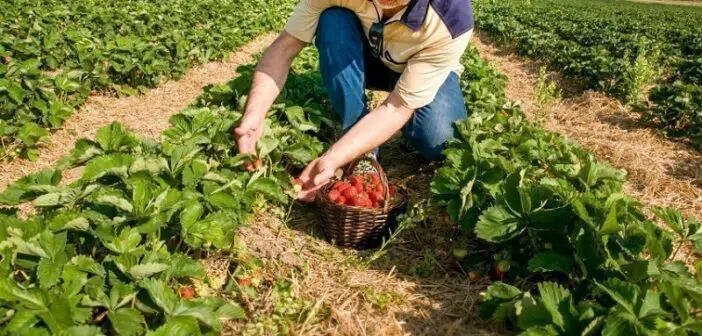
[284,0,335,43]
[394,30,473,109]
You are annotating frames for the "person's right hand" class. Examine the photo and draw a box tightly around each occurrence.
[233,116,263,171]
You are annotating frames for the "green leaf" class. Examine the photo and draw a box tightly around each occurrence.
[57,326,104,336]
[595,279,639,315]
[82,153,134,181]
[37,253,67,288]
[247,177,286,204]
[0,278,47,310]
[95,122,139,152]
[5,309,40,332]
[536,282,571,329]
[145,316,200,336]
[601,205,621,235]
[637,290,664,319]
[520,326,559,336]
[479,282,523,321]
[652,207,684,236]
[180,200,204,228]
[283,105,318,132]
[129,263,169,279]
[256,136,279,158]
[139,278,178,315]
[527,251,574,274]
[475,206,525,243]
[109,308,144,336]
[18,123,48,147]
[602,312,640,336]
[96,195,134,213]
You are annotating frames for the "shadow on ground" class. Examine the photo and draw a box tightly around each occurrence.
[277,136,505,335]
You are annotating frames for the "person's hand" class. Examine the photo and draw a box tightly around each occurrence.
[296,156,339,202]
[233,116,263,171]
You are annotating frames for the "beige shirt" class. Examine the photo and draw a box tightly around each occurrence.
[285,0,473,109]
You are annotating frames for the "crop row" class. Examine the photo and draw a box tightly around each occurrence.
[0,48,331,334]
[474,0,702,148]
[0,0,296,160]
[431,45,702,334]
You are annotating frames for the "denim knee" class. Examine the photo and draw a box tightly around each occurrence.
[316,7,360,46]
[405,73,468,161]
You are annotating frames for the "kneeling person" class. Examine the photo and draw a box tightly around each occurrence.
[234,0,474,201]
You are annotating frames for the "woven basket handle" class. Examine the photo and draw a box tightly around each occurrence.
[343,154,391,212]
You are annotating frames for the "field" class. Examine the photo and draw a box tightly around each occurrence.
[475,0,702,148]
[0,0,701,335]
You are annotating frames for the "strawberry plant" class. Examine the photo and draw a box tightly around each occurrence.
[475,0,702,148]
[432,46,702,334]
[0,0,299,160]
[0,51,330,333]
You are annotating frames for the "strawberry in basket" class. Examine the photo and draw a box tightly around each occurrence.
[326,172,398,208]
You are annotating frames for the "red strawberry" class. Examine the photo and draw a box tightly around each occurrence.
[333,181,349,192]
[343,186,358,199]
[328,189,340,202]
[368,173,380,185]
[178,286,196,299]
[388,184,397,197]
[337,196,347,205]
[369,191,384,203]
[349,176,363,190]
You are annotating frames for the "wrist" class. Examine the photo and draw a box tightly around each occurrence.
[319,150,344,171]
[241,110,264,126]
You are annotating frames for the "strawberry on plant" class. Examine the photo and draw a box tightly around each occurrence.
[468,271,480,281]
[178,286,196,299]
[237,277,251,286]
[494,261,510,280]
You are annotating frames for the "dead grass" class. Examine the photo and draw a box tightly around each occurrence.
[224,137,503,336]
[0,33,278,190]
[626,0,702,6]
[472,32,702,222]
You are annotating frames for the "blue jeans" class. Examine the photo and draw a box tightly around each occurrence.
[314,7,468,160]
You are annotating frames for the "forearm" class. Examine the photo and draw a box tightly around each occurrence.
[241,33,305,124]
[323,92,414,167]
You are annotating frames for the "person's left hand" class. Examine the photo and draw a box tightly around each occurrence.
[296,156,338,202]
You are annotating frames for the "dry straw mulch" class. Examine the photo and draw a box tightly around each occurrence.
[472,32,702,222]
[0,33,278,190]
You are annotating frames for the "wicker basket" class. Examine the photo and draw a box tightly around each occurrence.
[315,155,408,249]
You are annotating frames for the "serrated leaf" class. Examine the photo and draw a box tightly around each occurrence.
[601,205,621,235]
[96,195,134,213]
[129,263,169,279]
[527,251,574,274]
[37,254,67,288]
[140,278,178,315]
[475,206,524,243]
[109,308,144,336]
[595,279,639,315]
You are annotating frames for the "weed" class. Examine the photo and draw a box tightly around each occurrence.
[534,66,560,125]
